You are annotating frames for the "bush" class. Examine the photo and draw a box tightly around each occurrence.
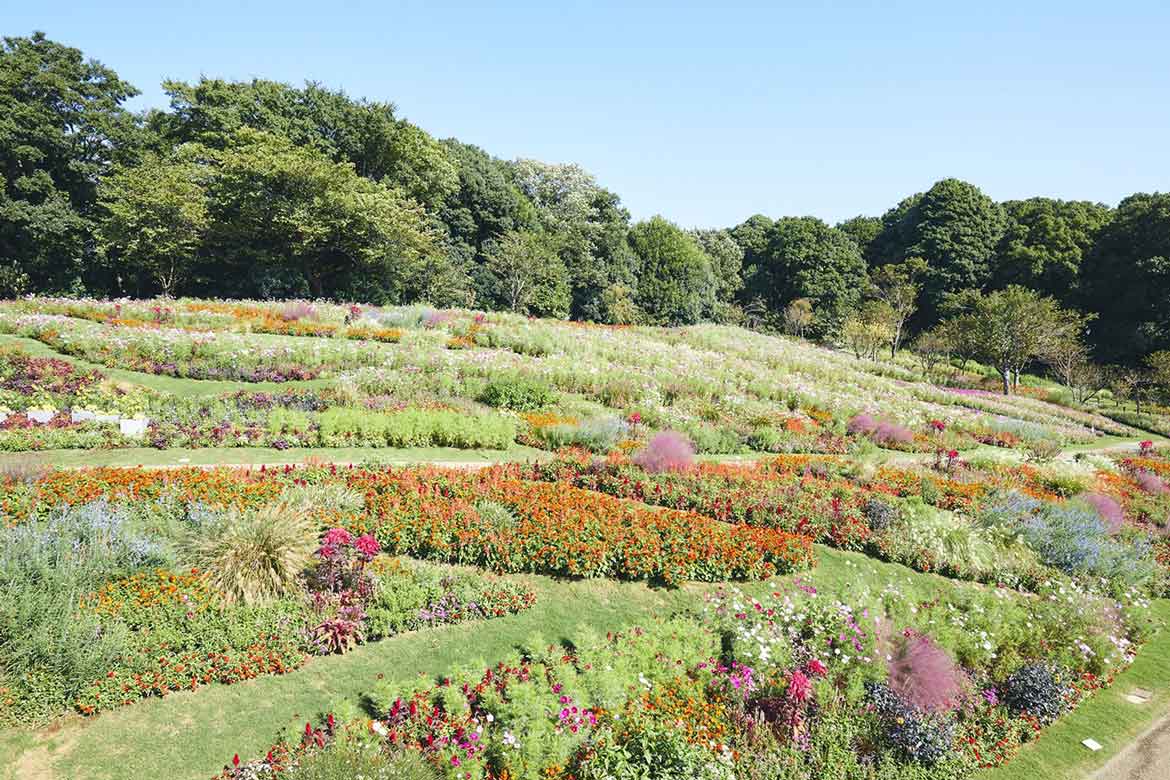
[1001,664,1071,725]
[863,498,898,531]
[1135,470,1168,495]
[533,416,628,453]
[633,430,695,474]
[872,421,914,447]
[1081,492,1125,534]
[178,500,317,605]
[887,632,966,713]
[979,492,1155,586]
[865,682,956,765]
[477,376,556,411]
[0,501,161,723]
[846,413,878,435]
[319,407,516,450]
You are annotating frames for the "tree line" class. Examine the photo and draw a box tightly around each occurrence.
[2,32,1169,386]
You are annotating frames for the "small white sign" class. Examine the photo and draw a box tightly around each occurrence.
[1082,738,1102,751]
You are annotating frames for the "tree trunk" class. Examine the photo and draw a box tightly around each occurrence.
[1001,366,1011,396]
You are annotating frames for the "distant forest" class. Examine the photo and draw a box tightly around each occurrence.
[2,32,1168,367]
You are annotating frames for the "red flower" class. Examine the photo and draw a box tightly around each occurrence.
[354,534,381,561]
[806,658,828,677]
[232,754,240,768]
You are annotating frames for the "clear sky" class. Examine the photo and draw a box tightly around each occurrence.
[10,1,1170,228]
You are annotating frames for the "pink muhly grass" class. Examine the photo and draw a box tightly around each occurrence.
[847,413,878,435]
[1135,470,1168,495]
[633,430,695,474]
[1081,492,1126,535]
[279,301,318,322]
[888,632,966,713]
[873,421,914,446]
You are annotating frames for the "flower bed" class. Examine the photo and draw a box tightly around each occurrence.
[216,573,1151,780]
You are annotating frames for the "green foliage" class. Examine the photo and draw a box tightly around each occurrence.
[478,230,571,317]
[742,216,868,337]
[283,743,439,780]
[629,216,712,326]
[873,178,1008,324]
[0,32,139,295]
[478,375,556,411]
[319,407,516,449]
[0,501,158,723]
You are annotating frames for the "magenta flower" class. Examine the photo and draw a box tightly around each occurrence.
[354,534,381,561]
[322,527,354,548]
[787,669,812,702]
[806,659,828,677]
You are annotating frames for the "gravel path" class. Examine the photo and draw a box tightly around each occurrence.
[1091,713,1170,779]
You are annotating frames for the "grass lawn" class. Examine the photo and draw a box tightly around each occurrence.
[4,545,1164,780]
[985,599,1170,780]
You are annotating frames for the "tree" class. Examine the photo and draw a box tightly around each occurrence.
[600,282,643,325]
[782,298,814,338]
[510,159,635,321]
[870,257,926,356]
[841,301,896,360]
[203,129,437,301]
[479,230,570,317]
[439,139,534,264]
[742,217,868,337]
[1041,323,1105,404]
[993,198,1111,306]
[911,328,953,383]
[837,215,883,264]
[0,32,140,294]
[872,179,1008,325]
[628,216,712,326]
[1148,351,1170,402]
[152,77,458,210]
[1080,193,1170,363]
[950,286,1065,395]
[97,152,209,296]
[690,228,744,320]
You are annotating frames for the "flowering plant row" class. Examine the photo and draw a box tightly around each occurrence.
[217,571,1151,780]
[344,467,815,583]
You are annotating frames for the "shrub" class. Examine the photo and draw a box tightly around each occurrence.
[178,500,317,605]
[979,492,1155,586]
[633,430,695,474]
[865,681,956,765]
[533,416,628,453]
[0,501,162,723]
[872,421,914,447]
[1001,664,1071,725]
[1024,438,1063,463]
[846,413,878,435]
[1135,470,1168,495]
[319,407,516,450]
[863,498,898,531]
[477,376,556,411]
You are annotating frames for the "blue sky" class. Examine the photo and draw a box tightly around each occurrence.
[11,1,1170,227]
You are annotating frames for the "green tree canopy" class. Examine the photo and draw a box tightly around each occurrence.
[743,216,868,337]
[993,198,1112,305]
[0,32,139,294]
[628,216,712,326]
[201,129,438,301]
[872,178,1008,325]
[478,230,570,318]
[1080,192,1170,363]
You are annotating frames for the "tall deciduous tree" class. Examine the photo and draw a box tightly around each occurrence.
[690,228,744,321]
[993,198,1112,306]
[0,32,139,294]
[1080,192,1170,363]
[870,257,926,356]
[97,152,209,296]
[203,129,437,301]
[479,230,570,317]
[628,216,712,326]
[872,179,1008,326]
[742,217,868,337]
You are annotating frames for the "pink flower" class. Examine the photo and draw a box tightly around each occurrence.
[354,534,381,561]
[787,670,812,702]
[929,419,946,433]
[806,659,828,677]
[322,527,354,548]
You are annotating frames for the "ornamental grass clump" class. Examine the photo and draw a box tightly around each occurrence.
[1134,469,1168,495]
[872,420,914,447]
[1081,492,1125,535]
[846,413,877,436]
[179,500,317,606]
[633,430,695,474]
[887,632,967,713]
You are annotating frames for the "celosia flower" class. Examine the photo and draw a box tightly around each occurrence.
[354,534,381,561]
